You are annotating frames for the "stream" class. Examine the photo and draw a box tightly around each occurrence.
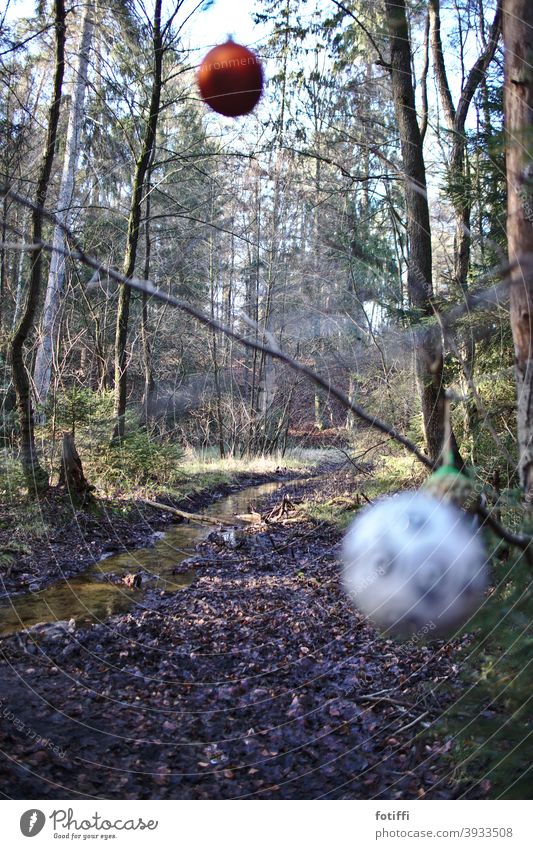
[0,479,288,638]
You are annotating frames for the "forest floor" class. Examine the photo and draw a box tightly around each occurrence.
[0,466,478,800]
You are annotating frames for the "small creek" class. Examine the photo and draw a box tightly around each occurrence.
[0,479,288,637]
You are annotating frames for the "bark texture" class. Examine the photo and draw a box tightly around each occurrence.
[385,0,444,460]
[33,1,95,406]
[9,0,66,491]
[59,431,93,501]
[503,0,533,491]
[113,0,163,441]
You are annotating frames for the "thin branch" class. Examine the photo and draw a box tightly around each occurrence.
[0,196,424,472]
[0,21,57,57]
[97,275,434,467]
[455,0,502,134]
[283,144,394,184]
[477,503,533,552]
[328,444,373,475]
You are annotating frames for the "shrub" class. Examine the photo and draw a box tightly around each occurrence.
[46,388,115,438]
[0,452,26,498]
[90,425,183,493]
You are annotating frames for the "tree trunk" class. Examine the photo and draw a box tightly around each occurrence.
[346,374,358,430]
[429,0,501,456]
[11,220,26,330]
[429,0,501,293]
[314,393,325,431]
[33,0,95,407]
[9,0,66,492]
[209,224,225,458]
[0,195,7,333]
[113,0,163,442]
[385,0,444,460]
[502,0,533,492]
[59,431,93,502]
[140,155,156,426]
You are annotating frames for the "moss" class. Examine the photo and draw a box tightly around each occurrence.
[302,496,362,529]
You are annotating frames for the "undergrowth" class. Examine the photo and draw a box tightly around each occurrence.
[440,532,533,799]
[3,388,327,502]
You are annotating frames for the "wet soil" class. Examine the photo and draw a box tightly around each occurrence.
[0,469,469,800]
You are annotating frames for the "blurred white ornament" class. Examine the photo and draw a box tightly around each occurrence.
[342,492,488,636]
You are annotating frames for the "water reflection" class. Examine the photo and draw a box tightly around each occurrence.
[0,479,286,636]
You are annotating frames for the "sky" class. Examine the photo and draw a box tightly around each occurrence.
[2,0,271,92]
[182,0,266,54]
[3,0,267,51]
[2,0,491,144]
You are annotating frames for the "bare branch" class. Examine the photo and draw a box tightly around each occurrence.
[456,0,502,134]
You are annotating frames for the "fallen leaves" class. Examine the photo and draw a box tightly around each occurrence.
[0,471,467,800]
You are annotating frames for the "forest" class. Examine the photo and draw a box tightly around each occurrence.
[0,0,532,802]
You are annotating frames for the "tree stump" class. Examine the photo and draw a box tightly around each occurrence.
[59,432,94,503]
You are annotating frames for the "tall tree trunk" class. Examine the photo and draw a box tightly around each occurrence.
[140,156,156,427]
[208,222,225,458]
[502,0,533,492]
[9,0,66,492]
[112,0,163,442]
[245,168,261,455]
[12,228,26,330]
[33,0,95,408]
[256,246,277,450]
[385,0,444,460]
[0,194,8,333]
[254,159,280,453]
[429,0,501,461]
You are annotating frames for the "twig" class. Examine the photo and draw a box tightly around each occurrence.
[396,710,430,734]
[477,503,533,553]
[356,693,426,713]
[329,445,373,474]
[140,499,240,527]
[353,440,391,461]
[330,0,389,67]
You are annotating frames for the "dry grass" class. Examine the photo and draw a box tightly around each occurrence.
[182,446,332,476]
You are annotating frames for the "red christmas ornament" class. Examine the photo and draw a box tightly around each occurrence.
[197,39,264,117]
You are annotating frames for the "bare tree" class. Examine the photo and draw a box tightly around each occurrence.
[9,0,66,491]
[384,0,444,460]
[429,0,502,293]
[33,0,95,408]
[113,0,164,441]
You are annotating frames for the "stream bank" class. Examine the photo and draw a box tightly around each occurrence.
[0,468,295,601]
[0,477,295,637]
